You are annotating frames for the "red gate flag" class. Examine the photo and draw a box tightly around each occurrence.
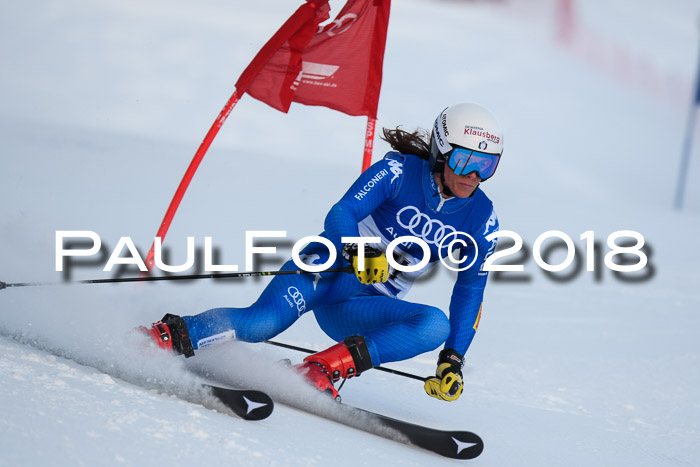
[143,0,390,272]
[241,0,391,119]
[234,0,331,104]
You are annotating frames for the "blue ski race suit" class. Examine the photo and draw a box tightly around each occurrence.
[182,152,499,366]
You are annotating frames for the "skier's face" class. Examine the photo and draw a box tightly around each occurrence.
[443,165,480,198]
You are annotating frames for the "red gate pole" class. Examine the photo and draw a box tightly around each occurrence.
[362,116,376,172]
[142,89,242,273]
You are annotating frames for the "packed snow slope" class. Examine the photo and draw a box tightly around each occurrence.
[1,0,700,465]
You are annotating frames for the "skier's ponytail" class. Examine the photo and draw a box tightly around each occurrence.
[380,127,430,160]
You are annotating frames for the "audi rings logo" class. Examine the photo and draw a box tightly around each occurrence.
[396,206,458,245]
[285,286,306,317]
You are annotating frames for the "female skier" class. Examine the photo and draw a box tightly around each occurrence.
[141,102,502,402]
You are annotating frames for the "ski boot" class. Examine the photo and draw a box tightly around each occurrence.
[138,313,195,358]
[294,335,373,402]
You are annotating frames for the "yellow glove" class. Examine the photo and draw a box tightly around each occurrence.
[342,243,389,284]
[424,349,464,402]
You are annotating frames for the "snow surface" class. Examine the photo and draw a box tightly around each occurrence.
[1,0,700,465]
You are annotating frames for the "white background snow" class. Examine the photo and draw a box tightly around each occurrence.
[1,0,700,465]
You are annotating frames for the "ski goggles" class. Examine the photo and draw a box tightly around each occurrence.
[447,147,501,180]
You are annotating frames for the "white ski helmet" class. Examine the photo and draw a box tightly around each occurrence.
[429,103,504,181]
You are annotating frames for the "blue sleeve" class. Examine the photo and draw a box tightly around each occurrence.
[324,153,405,250]
[444,209,499,357]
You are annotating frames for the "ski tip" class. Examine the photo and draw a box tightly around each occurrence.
[208,385,274,421]
[449,431,484,460]
[239,392,275,421]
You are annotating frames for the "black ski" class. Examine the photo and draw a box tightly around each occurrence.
[359,407,484,459]
[204,384,274,421]
[0,333,274,422]
[202,380,481,457]
[277,397,483,460]
[185,365,480,457]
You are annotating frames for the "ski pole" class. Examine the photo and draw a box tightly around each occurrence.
[0,266,354,291]
[265,339,427,382]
